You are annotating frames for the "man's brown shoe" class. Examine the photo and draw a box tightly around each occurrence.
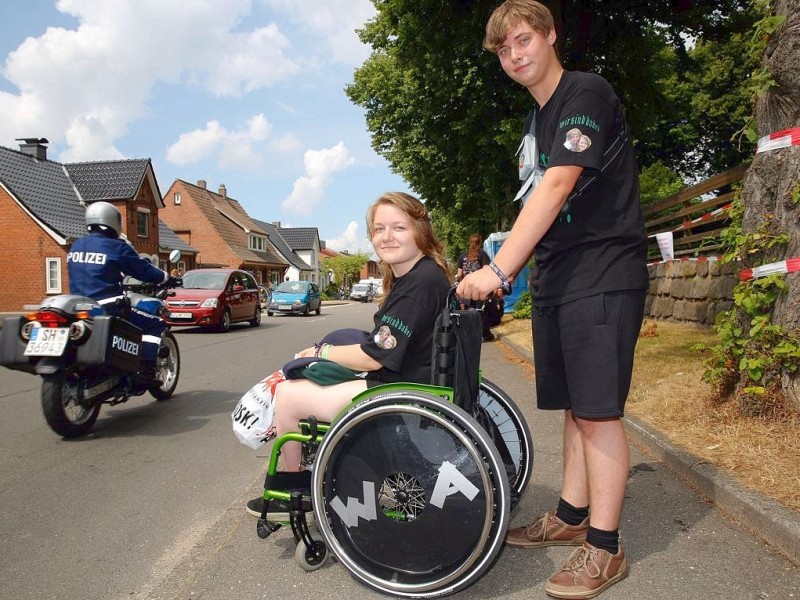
[545,542,628,599]
[505,510,588,548]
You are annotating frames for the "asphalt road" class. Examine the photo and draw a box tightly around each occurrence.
[0,302,798,599]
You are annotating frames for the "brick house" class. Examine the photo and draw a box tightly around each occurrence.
[159,179,288,285]
[0,139,196,312]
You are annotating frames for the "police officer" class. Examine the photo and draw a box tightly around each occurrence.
[67,201,178,376]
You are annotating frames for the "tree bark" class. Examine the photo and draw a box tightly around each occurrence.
[739,0,800,410]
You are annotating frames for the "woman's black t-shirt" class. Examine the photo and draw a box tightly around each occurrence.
[524,70,648,306]
[360,256,450,385]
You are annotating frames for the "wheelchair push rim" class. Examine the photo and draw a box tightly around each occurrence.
[311,390,511,598]
[478,377,534,497]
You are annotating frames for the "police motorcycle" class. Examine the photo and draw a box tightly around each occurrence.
[0,250,183,437]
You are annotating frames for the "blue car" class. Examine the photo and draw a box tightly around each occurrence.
[267,281,322,316]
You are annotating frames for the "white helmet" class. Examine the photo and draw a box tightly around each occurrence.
[85,201,122,236]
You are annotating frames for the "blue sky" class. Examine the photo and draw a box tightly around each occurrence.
[0,0,409,254]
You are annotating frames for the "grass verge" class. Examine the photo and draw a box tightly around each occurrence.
[494,315,800,514]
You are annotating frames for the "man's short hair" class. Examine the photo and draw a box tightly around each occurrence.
[483,0,555,53]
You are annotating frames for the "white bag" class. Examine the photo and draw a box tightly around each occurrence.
[231,370,285,450]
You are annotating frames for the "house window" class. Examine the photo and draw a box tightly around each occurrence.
[174,192,181,205]
[249,234,266,251]
[137,209,149,237]
[46,258,61,294]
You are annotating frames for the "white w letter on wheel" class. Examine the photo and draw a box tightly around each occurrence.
[330,481,378,527]
[430,461,479,508]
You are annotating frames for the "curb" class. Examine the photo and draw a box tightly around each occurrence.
[495,333,800,566]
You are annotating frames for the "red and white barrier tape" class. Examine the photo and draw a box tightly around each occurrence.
[672,203,732,233]
[756,127,800,154]
[739,257,800,281]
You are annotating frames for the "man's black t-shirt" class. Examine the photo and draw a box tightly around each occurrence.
[523,70,648,306]
[360,256,450,385]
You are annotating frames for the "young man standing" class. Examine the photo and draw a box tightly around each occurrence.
[456,1,648,598]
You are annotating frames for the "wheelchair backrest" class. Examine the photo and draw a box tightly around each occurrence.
[430,306,483,410]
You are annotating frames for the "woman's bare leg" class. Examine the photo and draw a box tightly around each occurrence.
[273,378,368,471]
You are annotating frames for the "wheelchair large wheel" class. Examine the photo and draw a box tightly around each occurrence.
[312,390,511,598]
[478,378,534,498]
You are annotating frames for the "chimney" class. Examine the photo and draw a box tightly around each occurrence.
[219,184,227,198]
[272,221,281,228]
[16,138,49,160]
[197,179,206,189]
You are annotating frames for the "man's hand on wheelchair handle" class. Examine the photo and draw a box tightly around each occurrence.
[457,265,505,301]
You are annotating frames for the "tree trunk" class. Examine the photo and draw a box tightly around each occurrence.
[739,0,800,410]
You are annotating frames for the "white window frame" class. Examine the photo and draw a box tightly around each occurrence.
[173,192,181,205]
[46,257,62,294]
[136,208,150,238]
[249,234,266,251]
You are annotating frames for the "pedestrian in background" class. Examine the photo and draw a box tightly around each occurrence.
[456,233,495,341]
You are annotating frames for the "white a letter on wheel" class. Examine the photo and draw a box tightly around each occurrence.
[429,461,479,508]
[330,481,378,528]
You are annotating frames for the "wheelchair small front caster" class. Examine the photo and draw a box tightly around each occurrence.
[295,539,328,571]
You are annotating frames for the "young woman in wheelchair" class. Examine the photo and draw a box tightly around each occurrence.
[247,191,452,516]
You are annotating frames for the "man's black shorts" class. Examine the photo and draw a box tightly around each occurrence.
[531,290,646,418]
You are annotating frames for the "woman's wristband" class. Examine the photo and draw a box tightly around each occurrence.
[489,261,512,295]
[320,344,331,359]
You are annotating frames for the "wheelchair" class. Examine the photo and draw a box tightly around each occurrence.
[253,293,534,598]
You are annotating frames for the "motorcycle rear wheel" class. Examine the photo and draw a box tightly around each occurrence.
[150,331,180,401]
[42,373,101,437]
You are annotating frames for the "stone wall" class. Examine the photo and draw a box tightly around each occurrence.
[645,259,739,326]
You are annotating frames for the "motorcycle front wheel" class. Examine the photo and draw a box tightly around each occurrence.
[42,372,101,437]
[150,331,180,401]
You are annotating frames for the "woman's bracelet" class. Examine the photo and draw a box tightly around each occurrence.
[489,261,512,294]
[320,344,331,359]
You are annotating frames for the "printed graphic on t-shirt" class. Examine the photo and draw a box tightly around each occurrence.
[563,128,592,153]
[374,325,397,349]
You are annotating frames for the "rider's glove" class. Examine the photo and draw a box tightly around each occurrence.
[166,277,183,288]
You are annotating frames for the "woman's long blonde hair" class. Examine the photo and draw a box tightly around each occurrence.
[366,192,451,300]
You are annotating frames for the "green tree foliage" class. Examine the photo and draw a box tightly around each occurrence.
[648,4,765,178]
[323,253,371,288]
[638,161,685,206]
[347,0,758,250]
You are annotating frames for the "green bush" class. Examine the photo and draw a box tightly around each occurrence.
[512,291,532,319]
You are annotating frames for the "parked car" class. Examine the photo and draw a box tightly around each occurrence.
[164,268,261,332]
[267,281,322,316]
[349,283,374,302]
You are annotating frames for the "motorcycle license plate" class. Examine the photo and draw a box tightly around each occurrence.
[170,312,192,319]
[24,327,70,357]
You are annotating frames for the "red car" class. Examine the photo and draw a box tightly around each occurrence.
[164,269,261,332]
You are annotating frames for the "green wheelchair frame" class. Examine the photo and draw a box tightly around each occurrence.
[254,299,533,598]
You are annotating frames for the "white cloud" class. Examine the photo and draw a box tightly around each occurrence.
[282,141,355,216]
[326,220,372,254]
[261,0,376,65]
[0,0,298,160]
[165,114,271,170]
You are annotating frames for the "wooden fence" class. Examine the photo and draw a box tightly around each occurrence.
[643,163,750,261]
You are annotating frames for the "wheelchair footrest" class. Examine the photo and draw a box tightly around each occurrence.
[256,519,282,539]
[263,470,311,494]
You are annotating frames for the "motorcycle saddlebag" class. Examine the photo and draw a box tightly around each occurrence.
[0,317,38,374]
[76,316,143,373]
